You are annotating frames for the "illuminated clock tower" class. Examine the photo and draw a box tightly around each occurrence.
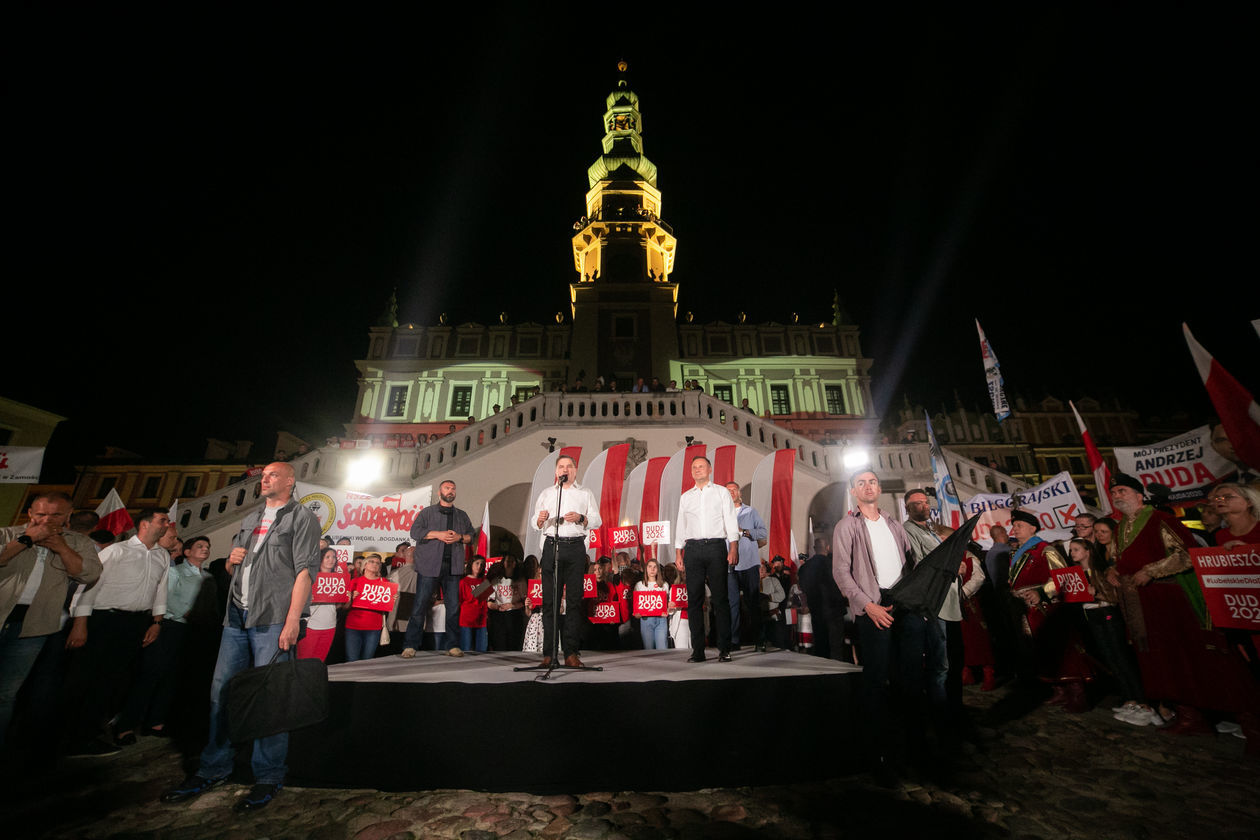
[569,61,679,386]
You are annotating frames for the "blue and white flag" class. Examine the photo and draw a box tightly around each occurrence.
[976,319,1011,422]
[925,413,964,530]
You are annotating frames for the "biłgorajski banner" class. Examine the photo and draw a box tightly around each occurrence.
[1112,425,1234,503]
[963,471,1085,549]
[296,482,432,549]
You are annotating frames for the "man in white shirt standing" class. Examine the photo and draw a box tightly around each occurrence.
[531,455,601,668]
[65,507,171,756]
[675,456,739,662]
[831,470,911,784]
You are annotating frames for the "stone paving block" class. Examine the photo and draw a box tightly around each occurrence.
[564,818,613,839]
[353,818,413,840]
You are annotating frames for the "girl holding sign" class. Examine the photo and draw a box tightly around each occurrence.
[458,556,491,653]
[634,559,670,649]
[345,554,387,662]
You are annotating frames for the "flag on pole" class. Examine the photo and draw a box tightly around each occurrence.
[95,488,134,536]
[976,319,1011,422]
[168,498,179,528]
[1070,401,1114,516]
[1184,323,1260,472]
[477,500,490,558]
[925,413,964,529]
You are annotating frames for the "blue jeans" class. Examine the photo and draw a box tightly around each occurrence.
[345,628,380,662]
[404,573,462,651]
[460,626,487,652]
[0,616,46,747]
[640,615,667,649]
[197,603,290,785]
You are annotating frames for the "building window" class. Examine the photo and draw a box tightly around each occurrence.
[386,386,409,418]
[515,386,535,402]
[393,336,420,357]
[181,476,200,498]
[455,336,481,356]
[706,335,731,355]
[825,386,847,414]
[813,335,837,355]
[762,335,784,355]
[1069,456,1085,474]
[98,476,117,498]
[770,385,791,415]
[1005,456,1022,474]
[1044,456,1060,473]
[450,387,473,417]
[142,476,162,499]
[517,335,540,356]
[713,385,733,403]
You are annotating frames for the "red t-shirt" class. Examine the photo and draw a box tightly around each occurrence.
[459,576,490,628]
[1216,523,1260,546]
[346,576,385,631]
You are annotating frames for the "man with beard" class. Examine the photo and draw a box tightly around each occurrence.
[403,481,476,658]
[1107,473,1259,732]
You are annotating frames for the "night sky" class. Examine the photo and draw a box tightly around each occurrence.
[6,6,1256,482]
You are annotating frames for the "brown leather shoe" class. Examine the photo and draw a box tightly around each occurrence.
[539,656,553,667]
[564,654,584,668]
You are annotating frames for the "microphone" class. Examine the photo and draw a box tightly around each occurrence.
[557,473,569,485]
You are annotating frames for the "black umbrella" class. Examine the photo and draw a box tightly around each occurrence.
[889,513,983,619]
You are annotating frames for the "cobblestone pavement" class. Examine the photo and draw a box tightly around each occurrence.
[5,685,1257,840]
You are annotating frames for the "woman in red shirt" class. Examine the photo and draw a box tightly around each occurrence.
[345,554,387,662]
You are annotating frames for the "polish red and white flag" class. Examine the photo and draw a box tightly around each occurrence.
[1070,401,1113,517]
[95,488,134,536]
[1184,323,1260,473]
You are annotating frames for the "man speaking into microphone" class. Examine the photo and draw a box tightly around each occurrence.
[531,455,601,667]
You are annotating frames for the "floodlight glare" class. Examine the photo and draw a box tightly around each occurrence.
[842,448,871,471]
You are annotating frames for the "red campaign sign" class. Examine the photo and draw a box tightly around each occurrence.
[583,574,597,598]
[607,526,639,549]
[1192,545,1260,630]
[587,530,600,549]
[311,572,350,604]
[635,589,667,617]
[484,556,504,576]
[355,579,398,613]
[527,578,543,607]
[590,601,621,624]
[332,546,352,574]
[671,585,688,608]
[1051,567,1093,603]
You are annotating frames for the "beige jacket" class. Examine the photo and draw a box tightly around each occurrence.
[0,528,102,637]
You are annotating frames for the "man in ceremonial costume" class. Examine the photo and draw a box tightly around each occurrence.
[1005,509,1092,711]
[1108,474,1260,733]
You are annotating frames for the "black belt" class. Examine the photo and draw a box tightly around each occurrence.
[685,538,727,546]
[545,536,587,544]
[96,608,149,615]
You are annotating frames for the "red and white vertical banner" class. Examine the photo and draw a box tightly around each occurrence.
[95,488,135,536]
[528,446,582,555]
[750,449,795,564]
[711,445,737,488]
[477,500,491,558]
[581,442,630,560]
[1184,323,1260,473]
[1070,400,1114,516]
[624,456,669,561]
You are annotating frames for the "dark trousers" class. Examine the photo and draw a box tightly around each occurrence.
[728,566,761,647]
[542,537,587,658]
[65,610,151,742]
[487,608,525,651]
[404,573,462,651]
[686,539,731,653]
[1084,606,1144,702]
[118,620,187,732]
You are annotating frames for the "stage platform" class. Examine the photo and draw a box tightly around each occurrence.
[289,649,861,793]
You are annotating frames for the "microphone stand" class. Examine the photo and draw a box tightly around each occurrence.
[515,475,603,678]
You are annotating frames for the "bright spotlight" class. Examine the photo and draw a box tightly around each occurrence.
[842,448,871,471]
[346,455,383,488]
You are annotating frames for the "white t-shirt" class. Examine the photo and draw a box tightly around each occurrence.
[240,506,278,609]
[864,516,903,589]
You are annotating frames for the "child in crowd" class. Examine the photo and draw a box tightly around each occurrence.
[458,555,491,653]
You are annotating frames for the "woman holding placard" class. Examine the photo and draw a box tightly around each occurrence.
[297,547,341,662]
[345,554,387,662]
[634,560,670,649]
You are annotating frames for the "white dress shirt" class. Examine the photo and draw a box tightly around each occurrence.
[532,482,602,538]
[674,482,739,548]
[74,535,169,617]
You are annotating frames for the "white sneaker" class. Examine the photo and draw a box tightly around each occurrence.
[400,648,417,659]
[1216,720,1243,736]
[1112,701,1139,716]
[447,647,464,658]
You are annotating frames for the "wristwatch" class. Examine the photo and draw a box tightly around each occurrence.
[16,535,34,549]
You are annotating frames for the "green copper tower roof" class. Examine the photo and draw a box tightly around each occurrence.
[587,61,658,188]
